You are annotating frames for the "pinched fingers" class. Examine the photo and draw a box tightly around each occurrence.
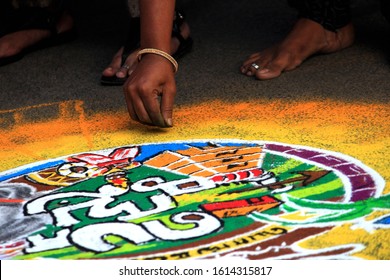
[123,54,177,128]
[160,82,176,127]
[124,82,165,127]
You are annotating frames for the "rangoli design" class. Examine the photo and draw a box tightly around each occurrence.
[0,140,389,260]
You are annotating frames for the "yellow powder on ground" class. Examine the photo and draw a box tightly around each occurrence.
[1,99,388,193]
[0,98,389,260]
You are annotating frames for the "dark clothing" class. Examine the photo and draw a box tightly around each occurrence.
[289,0,389,31]
[381,0,390,23]
[288,0,351,31]
[0,0,67,37]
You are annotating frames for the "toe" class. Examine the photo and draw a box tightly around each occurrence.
[255,66,282,80]
[117,52,138,78]
[255,60,286,80]
[240,55,261,75]
[248,52,261,59]
[116,68,128,78]
[102,47,124,77]
[102,66,115,76]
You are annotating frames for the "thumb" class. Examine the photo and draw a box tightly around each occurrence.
[160,84,176,127]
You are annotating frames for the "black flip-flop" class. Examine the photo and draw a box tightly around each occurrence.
[100,11,193,86]
[171,11,194,60]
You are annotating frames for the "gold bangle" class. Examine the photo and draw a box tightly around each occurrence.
[137,48,179,73]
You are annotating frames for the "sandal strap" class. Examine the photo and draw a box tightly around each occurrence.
[171,11,186,45]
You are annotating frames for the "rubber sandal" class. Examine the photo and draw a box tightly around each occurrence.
[0,8,77,67]
[100,10,193,86]
[171,11,193,60]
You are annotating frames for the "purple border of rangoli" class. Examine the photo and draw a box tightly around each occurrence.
[264,143,382,202]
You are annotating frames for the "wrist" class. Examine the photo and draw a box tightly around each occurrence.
[137,48,178,73]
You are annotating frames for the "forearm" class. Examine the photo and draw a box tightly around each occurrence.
[125,0,177,128]
[139,0,175,53]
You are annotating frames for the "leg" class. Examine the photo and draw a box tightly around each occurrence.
[0,0,74,66]
[240,0,355,80]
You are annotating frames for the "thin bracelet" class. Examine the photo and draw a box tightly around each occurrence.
[137,48,179,73]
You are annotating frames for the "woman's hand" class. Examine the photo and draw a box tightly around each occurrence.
[123,54,176,127]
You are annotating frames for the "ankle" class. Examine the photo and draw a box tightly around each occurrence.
[170,21,190,54]
[322,23,355,53]
[0,29,51,58]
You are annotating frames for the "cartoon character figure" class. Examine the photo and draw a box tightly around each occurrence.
[27,147,141,187]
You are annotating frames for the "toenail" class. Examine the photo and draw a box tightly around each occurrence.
[259,69,269,74]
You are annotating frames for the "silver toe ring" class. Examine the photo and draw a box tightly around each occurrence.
[251,63,260,70]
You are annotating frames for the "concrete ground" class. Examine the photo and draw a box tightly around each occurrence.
[0,0,389,114]
[0,0,389,261]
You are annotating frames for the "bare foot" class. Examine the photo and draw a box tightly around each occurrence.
[0,12,74,60]
[240,18,355,80]
[102,20,191,80]
[0,29,51,59]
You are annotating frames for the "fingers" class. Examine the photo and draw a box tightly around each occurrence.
[122,54,177,128]
[160,82,176,127]
[123,86,141,123]
[140,89,166,127]
[125,84,163,127]
[124,78,173,128]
